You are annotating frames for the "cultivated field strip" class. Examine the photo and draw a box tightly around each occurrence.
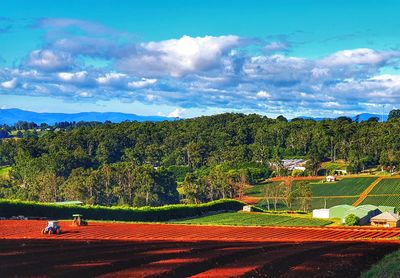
[2,220,400,242]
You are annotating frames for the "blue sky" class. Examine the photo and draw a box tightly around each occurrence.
[1,0,400,118]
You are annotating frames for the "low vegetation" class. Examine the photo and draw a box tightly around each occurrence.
[0,199,245,222]
[172,211,333,227]
[362,249,400,278]
[0,166,10,179]
[344,214,360,226]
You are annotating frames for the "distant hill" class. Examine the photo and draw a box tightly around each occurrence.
[0,108,171,125]
[297,113,388,122]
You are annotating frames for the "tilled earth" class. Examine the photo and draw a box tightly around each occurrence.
[1,220,399,277]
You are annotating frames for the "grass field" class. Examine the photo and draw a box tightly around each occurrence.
[172,212,333,227]
[370,178,400,194]
[0,166,11,179]
[308,178,376,197]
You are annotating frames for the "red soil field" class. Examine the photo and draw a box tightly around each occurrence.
[1,220,400,242]
[1,220,400,277]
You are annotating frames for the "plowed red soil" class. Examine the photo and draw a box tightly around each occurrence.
[1,220,399,277]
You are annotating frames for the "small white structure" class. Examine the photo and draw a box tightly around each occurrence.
[312,209,330,219]
[242,205,253,212]
[326,175,336,182]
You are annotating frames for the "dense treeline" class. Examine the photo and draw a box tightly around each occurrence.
[1,112,400,206]
[0,199,245,221]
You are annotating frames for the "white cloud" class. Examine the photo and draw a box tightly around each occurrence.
[58,71,87,81]
[256,90,271,99]
[26,49,73,71]
[318,48,400,67]
[168,108,185,118]
[264,41,290,53]
[118,35,241,77]
[78,91,92,97]
[128,78,157,88]
[146,94,156,101]
[96,72,126,85]
[0,78,17,89]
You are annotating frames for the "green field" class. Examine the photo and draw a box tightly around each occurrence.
[0,166,11,179]
[308,178,376,197]
[370,179,400,194]
[245,179,323,197]
[256,197,358,211]
[361,195,400,207]
[171,212,333,227]
[244,181,281,197]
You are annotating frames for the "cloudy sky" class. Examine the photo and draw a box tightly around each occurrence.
[1,0,400,118]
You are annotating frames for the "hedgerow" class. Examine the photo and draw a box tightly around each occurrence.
[0,199,245,222]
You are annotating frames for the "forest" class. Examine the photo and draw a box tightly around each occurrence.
[1,110,400,207]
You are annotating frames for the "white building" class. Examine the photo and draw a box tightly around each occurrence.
[312,209,330,219]
[326,175,336,182]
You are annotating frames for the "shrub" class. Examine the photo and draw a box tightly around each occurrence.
[344,214,360,226]
[0,199,245,222]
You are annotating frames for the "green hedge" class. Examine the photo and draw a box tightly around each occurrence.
[0,199,245,222]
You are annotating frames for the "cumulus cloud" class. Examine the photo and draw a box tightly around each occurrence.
[0,78,17,89]
[168,108,185,118]
[264,41,290,53]
[3,18,400,117]
[58,71,87,82]
[25,49,73,71]
[117,35,242,77]
[256,90,272,99]
[96,72,126,85]
[128,78,157,88]
[318,48,400,67]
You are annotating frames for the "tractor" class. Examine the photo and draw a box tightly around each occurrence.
[42,220,62,234]
[71,214,88,226]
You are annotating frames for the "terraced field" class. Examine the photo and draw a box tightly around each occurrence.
[370,178,400,194]
[361,195,400,207]
[309,178,377,197]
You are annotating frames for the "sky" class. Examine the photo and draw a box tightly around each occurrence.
[1,0,400,118]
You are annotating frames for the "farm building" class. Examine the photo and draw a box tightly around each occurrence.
[312,209,330,219]
[344,205,381,225]
[328,205,353,219]
[312,204,396,225]
[242,205,254,212]
[370,212,400,227]
[326,175,336,182]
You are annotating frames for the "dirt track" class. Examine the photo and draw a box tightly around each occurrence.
[1,221,400,277]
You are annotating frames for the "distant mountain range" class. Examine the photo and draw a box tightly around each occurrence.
[0,108,171,125]
[0,108,389,126]
[297,113,388,122]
